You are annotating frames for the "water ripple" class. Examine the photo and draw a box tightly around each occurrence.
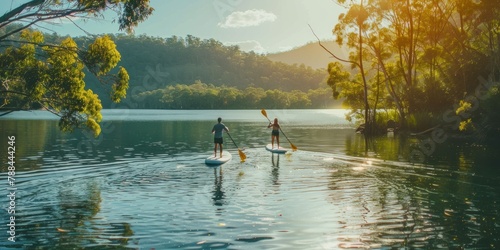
[1,147,499,249]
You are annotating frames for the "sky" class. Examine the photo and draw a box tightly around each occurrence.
[1,0,346,54]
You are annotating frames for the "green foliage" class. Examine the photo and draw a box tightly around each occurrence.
[1,1,153,136]
[1,30,121,137]
[0,0,153,39]
[4,29,328,112]
[331,0,500,138]
[135,82,338,109]
[458,119,474,132]
[405,112,441,132]
[480,86,500,142]
[454,85,500,137]
[117,0,155,33]
[85,35,121,76]
[1,30,111,135]
[327,62,350,99]
[374,109,399,129]
[455,100,472,117]
[103,35,326,104]
[112,67,129,102]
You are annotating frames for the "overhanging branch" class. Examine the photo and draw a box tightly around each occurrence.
[308,24,359,67]
[0,0,45,25]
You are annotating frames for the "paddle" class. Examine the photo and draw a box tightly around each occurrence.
[226,131,247,162]
[261,109,297,151]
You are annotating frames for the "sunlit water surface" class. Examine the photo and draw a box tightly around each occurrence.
[1,109,499,249]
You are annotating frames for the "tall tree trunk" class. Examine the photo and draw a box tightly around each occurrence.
[358,1,372,134]
[373,46,407,127]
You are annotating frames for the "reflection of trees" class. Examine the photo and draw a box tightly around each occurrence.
[344,132,496,165]
[400,166,498,248]
[344,134,409,161]
[327,155,499,248]
[19,181,134,248]
[0,120,54,171]
[327,169,432,247]
[345,134,367,157]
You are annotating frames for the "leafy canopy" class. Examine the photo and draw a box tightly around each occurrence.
[0,0,153,136]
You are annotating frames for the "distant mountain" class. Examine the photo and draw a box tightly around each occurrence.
[75,34,329,107]
[267,40,349,70]
[1,25,336,108]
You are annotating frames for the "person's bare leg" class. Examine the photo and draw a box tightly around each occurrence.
[214,143,217,157]
[219,144,223,158]
[277,136,280,148]
[271,135,275,148]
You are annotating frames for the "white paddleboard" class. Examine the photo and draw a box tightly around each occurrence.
[265,144,288,154]
[205,151,232,165]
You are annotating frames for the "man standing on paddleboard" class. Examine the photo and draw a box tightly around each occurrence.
[212,117,229,158]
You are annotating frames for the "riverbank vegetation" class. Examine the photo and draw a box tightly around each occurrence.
[326,0,500,143]
[2,26,330,110]
[134,81,338,109]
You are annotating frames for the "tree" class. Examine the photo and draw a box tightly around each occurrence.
[330,0,500,138]
[241,87,266,108]
[333,0,373,133]
[261,89,290,109]
[289,90,312,108]
[0,0,153,136]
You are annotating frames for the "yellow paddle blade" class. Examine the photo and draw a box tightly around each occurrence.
[261,109,268,118]
[238,149,246,162]
[290,143,298,151]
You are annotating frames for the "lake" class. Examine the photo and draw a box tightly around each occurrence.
[1,109,499,249]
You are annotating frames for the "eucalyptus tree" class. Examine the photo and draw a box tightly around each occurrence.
[348,0,427,127]
[372,0,500,123]
[0,0,153,136]
[333,0,462,129]
[241,87,266,108]
[333,0,373,133]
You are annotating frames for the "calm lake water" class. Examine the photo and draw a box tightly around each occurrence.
[1,109,499,249]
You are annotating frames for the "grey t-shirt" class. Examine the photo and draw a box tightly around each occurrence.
[212,123,228,138]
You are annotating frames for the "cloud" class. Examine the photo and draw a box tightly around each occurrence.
[225,40,266,54]
[276,46,294,52]
[218,9,277,28]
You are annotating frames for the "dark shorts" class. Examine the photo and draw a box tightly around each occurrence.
[214,137,223,144]
[272,130,279,136]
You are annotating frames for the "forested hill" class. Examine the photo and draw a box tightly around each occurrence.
[267,41,348,70]
[71,34,328,107]
[1,24,331,109]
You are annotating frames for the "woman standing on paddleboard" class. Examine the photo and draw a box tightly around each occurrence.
[267,118,280,149]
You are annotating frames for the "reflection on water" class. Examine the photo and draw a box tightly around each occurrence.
[271,154,280,186]
[212,166,225,206]
[1,110,499,249]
